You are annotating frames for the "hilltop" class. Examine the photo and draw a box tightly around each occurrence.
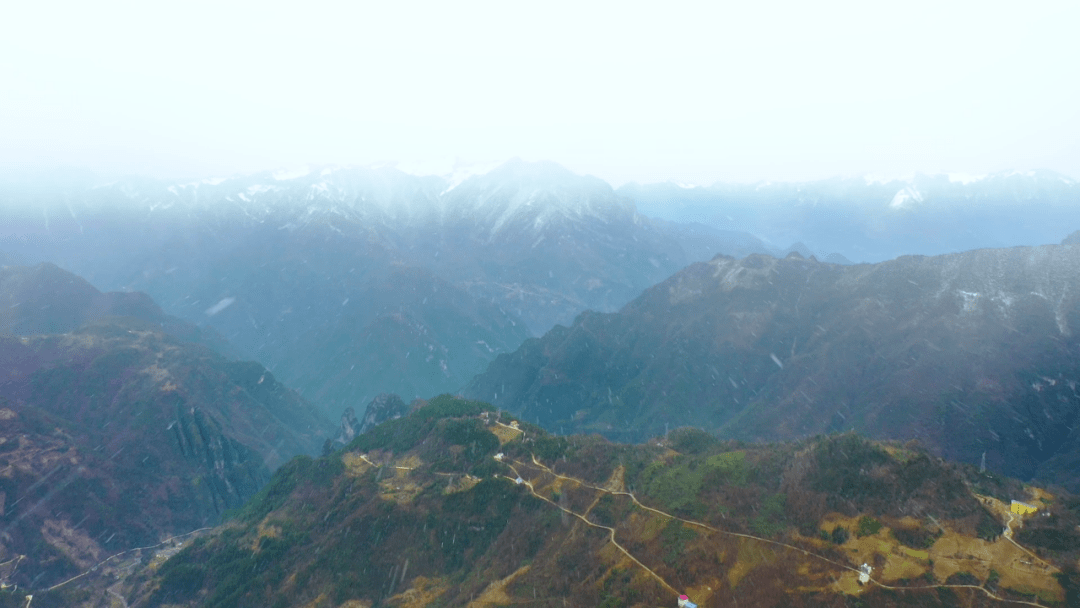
[41,396,1074,608]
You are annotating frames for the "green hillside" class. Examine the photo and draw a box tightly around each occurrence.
[35,395,1078,608]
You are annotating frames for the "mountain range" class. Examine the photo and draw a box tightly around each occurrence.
[2,161,1080,606]
[0,160,767,418]
[620,170,1080,263]
[467,242,1080,491]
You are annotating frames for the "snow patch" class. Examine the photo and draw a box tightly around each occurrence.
[201,177,227,186]
[205,297,236,316]
[247,184,278,195]
[958,290,979,313]
[888,186,924,209]
[670,181,698,189]
[440,160,505,195]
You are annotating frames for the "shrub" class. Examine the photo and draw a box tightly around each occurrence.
[668,427,719,455]
[892,524,940,549]
[660,520,699,566]
[641,458,706,516]
[703,451,749,487]
[751,493,787,538]
[855,515,882,538]
[831,525,850,545]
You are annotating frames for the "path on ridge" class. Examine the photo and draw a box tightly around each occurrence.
[502,453,1054,608]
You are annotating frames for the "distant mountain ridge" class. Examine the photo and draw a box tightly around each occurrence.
[619,170,1080,263]
[0,160,767,418]
[465,243,1080,490]
[0,262,239,356]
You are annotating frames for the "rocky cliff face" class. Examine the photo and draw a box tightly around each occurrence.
[356,392,411,435]
[466,244,1080,489]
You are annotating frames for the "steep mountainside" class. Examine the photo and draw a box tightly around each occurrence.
[0,161,760,418]
[0,268,333,589]
[620,171,1080,263]
[466,245,1080,490]
[74,397,1075,608]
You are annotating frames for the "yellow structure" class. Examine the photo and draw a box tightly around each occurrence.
[1010,500,1038,515]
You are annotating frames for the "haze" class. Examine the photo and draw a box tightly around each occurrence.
[2,0,1078,185]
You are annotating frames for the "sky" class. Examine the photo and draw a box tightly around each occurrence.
[2,0,1078,186]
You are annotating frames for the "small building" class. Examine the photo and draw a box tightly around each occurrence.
[678,595,698,608]
[494,452,504,461]
[858,563,872,585]
[1011,500,1038,515]
[509,421,520,430]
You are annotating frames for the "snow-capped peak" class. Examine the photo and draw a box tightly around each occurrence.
[889,186,924,209]
[441,160,505,195]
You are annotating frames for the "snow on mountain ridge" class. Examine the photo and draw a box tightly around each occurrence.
[72,162,1080,244]
[888,186,925,210]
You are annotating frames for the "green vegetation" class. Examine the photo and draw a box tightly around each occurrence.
[533,434,572,462]
[855,515,882,538]
[591,493,620,527]
[233,455,315,522]
[138,400,1074,608]
[667,427,719,455]
[809,433,890,501]
[660,520,699,567]
[640,457,707,517]
[703,450,749,486]
[891,524,940,549]
[751,493,787,538]
[830,525,850,544]
[347,394,495,454]
[975,509,1002,541]
[598,568,640,608]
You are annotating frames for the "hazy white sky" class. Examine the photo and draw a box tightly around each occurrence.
[2,0,1078,185]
